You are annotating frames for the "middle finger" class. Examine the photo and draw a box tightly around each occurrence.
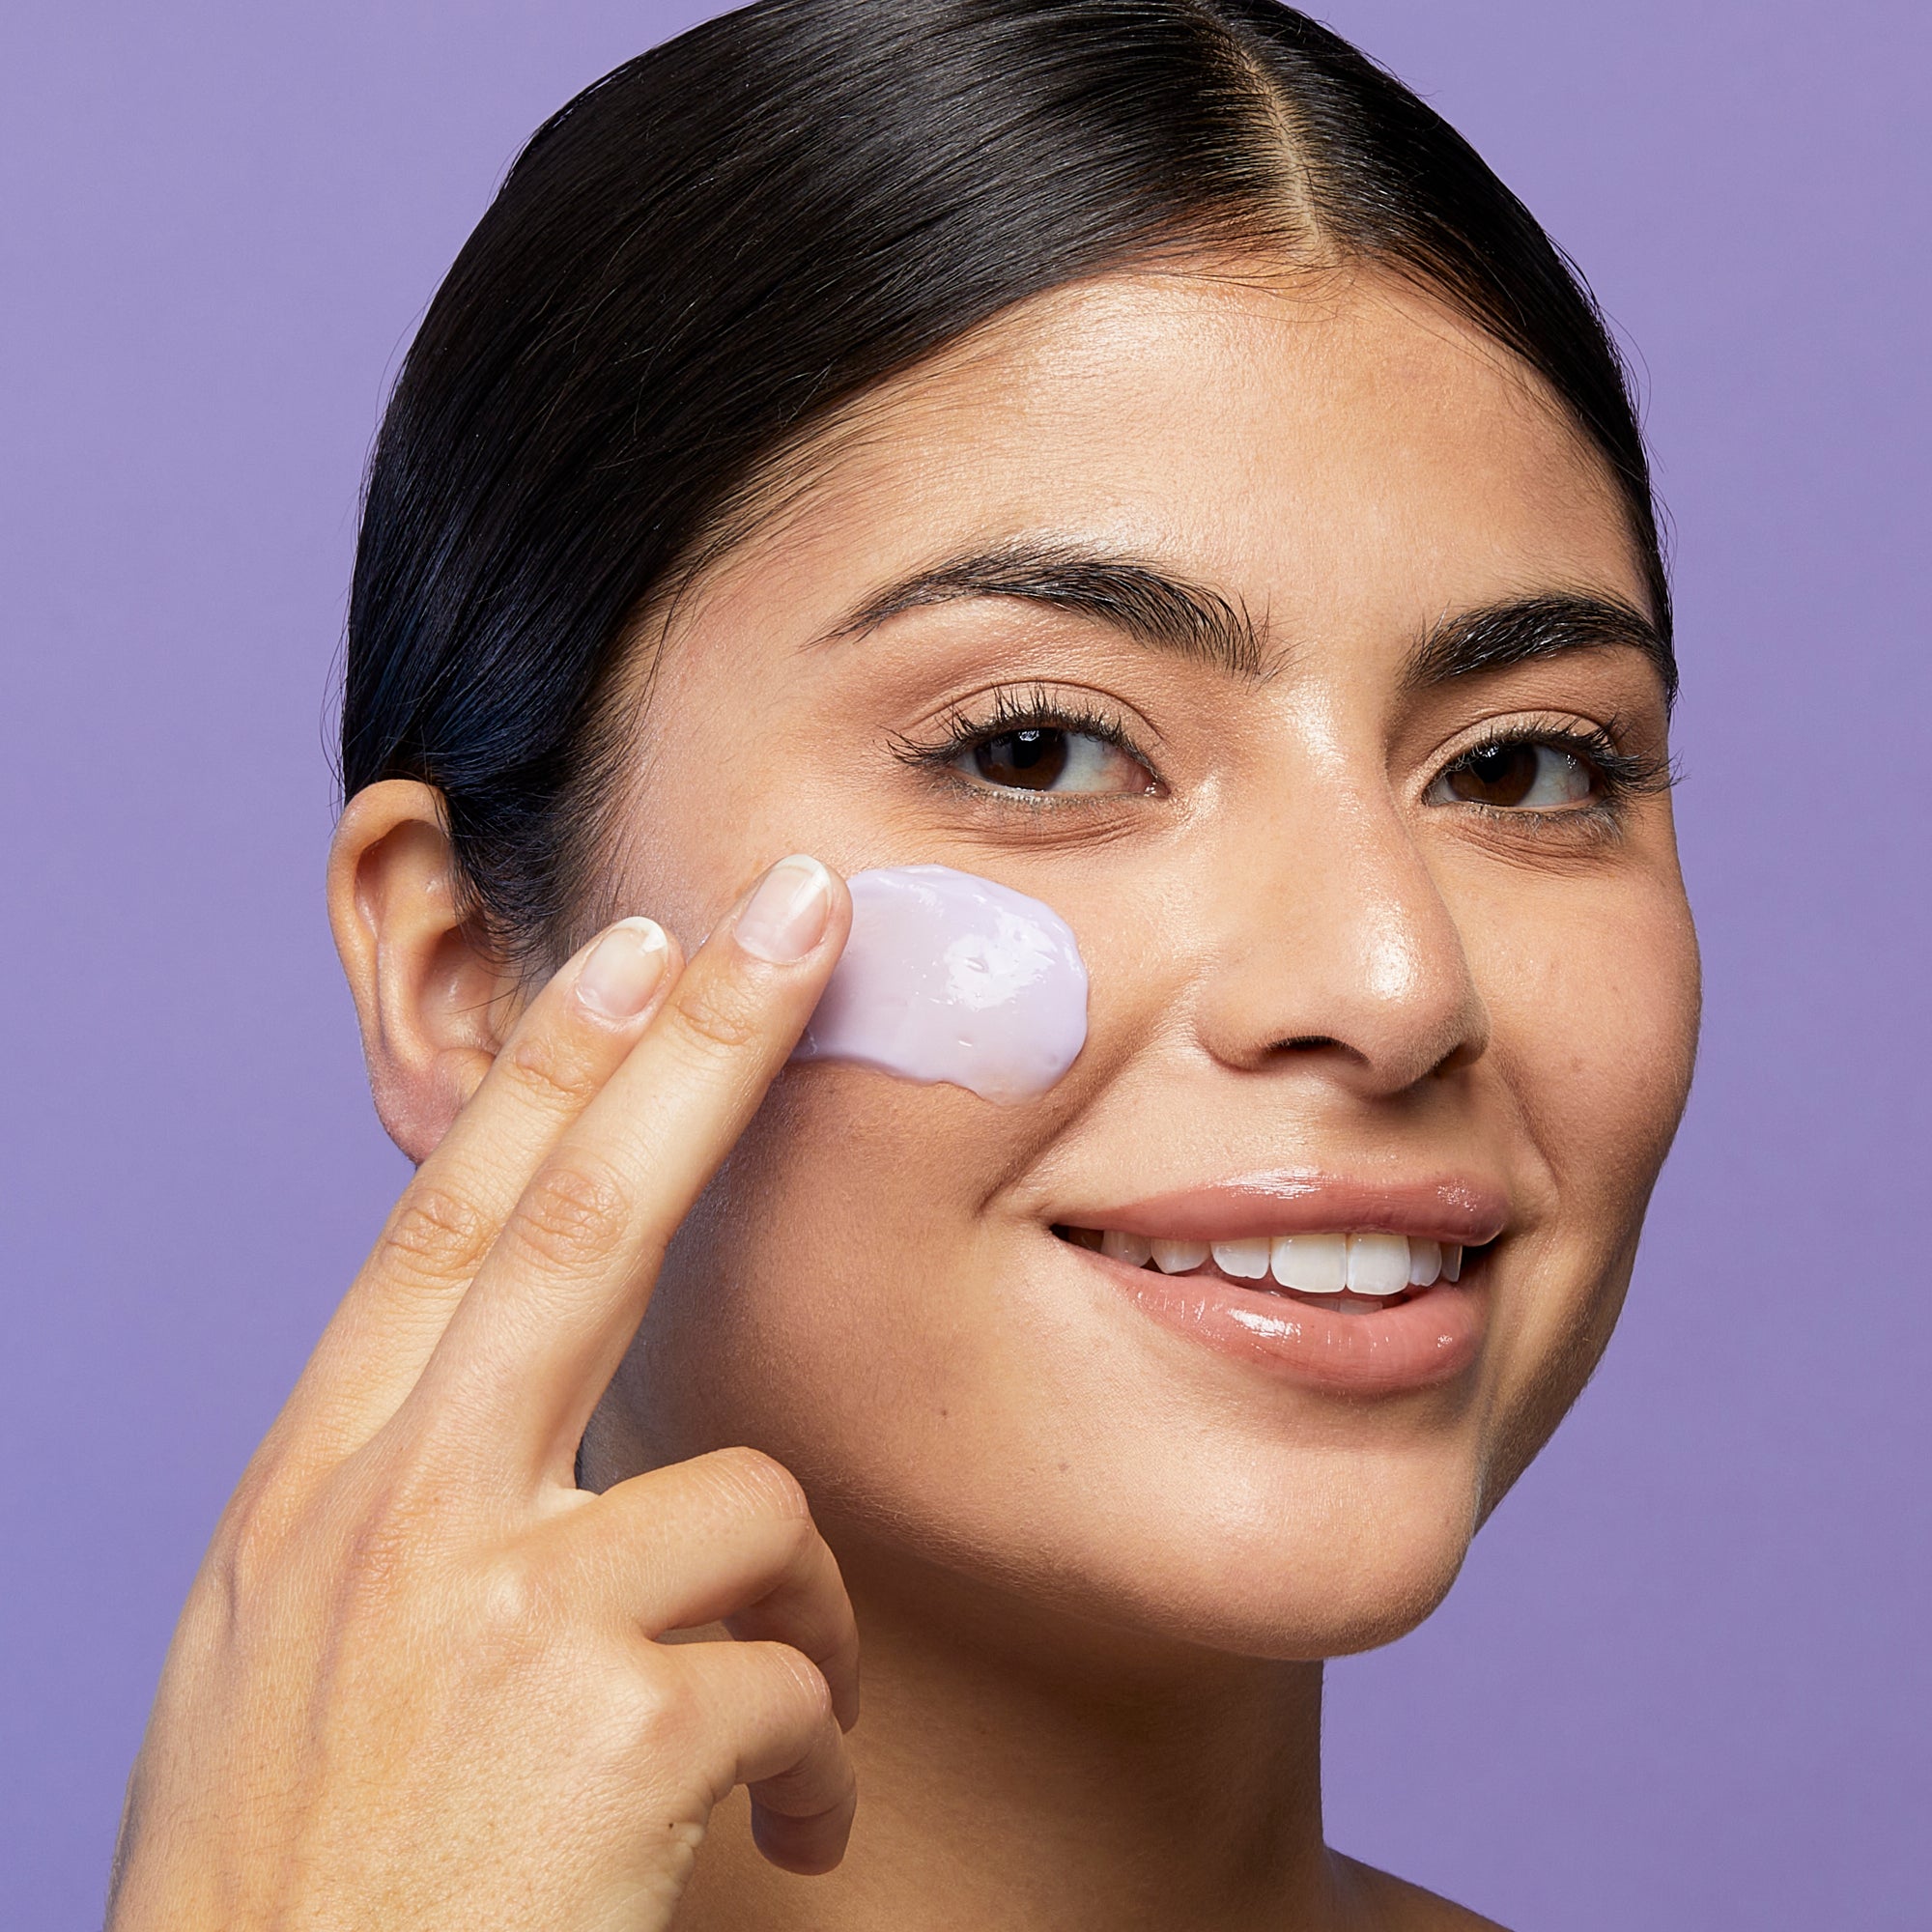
[401,857,850,1484]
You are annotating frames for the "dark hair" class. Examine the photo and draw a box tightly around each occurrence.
[342,0,1671,965]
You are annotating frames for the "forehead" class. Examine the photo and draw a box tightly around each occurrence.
[673,261,1645,657]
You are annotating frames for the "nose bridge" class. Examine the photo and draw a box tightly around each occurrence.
[1192,756,1489,1094]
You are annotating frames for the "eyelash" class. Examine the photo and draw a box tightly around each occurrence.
[892,688,1676,823]
[1440,718,1677,823]
[890,684,1153,798]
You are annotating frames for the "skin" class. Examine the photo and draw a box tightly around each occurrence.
[111,262,1699,1931]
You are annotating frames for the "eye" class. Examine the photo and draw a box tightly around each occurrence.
[955,725,1150,796]
[1426,737,1598,810]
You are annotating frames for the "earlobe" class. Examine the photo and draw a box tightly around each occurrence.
[327,781,520,1162]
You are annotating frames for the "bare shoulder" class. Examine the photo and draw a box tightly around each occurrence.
[1335,1852,1513,1931]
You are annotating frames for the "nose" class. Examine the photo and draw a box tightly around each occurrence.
[1186,778,1490,1099]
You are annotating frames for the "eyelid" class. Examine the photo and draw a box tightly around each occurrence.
[1430,711,1621,782]
[1423,708,1674,814]
[898,675,1159,745]
[891,679,1164,792]
[1431,705,1617,759]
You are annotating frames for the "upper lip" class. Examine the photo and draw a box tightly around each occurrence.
[1055,1171,1510,1246]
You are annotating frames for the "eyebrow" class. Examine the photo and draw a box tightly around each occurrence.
[817,537,1273,680]
[1405,593,1677,709]
[816,537,1675,708]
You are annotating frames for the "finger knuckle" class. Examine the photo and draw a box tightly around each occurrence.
[468,1550,555,1660]
[503,1157,630,1272]
[625,1664,707,1755]
[334,1478,439,1601]
[502,1026,602,1110]
[212,1467,306,1610]
[376,1184,493,1292]
[668,972,764,1057]
[332,1514,418,1616]
[327,1444,470,1600]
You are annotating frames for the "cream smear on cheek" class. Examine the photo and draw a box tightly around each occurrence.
[792,866,1088,1102]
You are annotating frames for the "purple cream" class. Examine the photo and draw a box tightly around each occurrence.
[793,866,1089,1103]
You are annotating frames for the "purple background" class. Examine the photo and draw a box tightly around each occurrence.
[4,3,1925,1924]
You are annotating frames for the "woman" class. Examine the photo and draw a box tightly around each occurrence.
[109,2,1699,1925]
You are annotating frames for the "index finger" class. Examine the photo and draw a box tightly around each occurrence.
[285,914,683,1463]
[403,855,851,1481]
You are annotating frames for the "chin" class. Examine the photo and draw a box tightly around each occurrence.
[1025,1458,1487,1665]
[781,1471,1481,1679]
[1208,1520,1477,1662]
[641,1312,1493,1672]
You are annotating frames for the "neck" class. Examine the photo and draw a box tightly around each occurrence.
[670,1539,1351,1932]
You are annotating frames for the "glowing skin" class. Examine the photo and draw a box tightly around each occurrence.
[576,267,1697,1928]
[327,261,1701,1932]
[793,865,1089,1103]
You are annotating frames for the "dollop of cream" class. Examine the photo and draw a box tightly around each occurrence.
[792,865,1088,1103]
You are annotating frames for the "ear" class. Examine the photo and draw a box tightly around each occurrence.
[327,780,524,1163]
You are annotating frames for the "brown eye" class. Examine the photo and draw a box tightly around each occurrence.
[973,727,1068,789]
[954,724,1151,796]
[1430,740,1595,810]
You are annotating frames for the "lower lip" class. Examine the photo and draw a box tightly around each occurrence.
[1089,1252,1487,1393]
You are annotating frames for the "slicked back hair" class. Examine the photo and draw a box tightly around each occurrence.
[343,0,1668,964]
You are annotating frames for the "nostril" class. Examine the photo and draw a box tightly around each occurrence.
[1273,1035,1345,1054]
[1431,1037,1486,1078]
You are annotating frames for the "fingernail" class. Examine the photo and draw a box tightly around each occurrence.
[577,918,669,1019]
[733,855,834,964]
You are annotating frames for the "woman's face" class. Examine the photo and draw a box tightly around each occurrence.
[580,263,1699,1660]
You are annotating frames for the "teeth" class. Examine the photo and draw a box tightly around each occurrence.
[1084,1228,1476,1294]
[1209,1237,1271,1280]
[1270,1233,1348,1294]
[1346,1233,1411,1297]
[1149,1237,1209,1274]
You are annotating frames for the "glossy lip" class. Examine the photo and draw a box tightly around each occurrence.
[1056,1172,1507,1394]
[1060,1170,1510,1246]
[1094,1255,1489,1392]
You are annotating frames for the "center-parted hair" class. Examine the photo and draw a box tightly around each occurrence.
[342,0,1669,964]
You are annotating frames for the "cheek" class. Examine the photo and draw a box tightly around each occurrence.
[605,930,1187,1521]
[618,1064,1063,1485]
[1487,873,1700,1198]
[1467,867,1700,1483]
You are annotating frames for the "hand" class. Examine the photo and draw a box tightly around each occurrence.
[108,856,858,1932]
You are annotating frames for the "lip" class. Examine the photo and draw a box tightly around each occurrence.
[1062,1171,1509,1246]
[1094,1254,1489,1392]
[1055,1172,1506,1394]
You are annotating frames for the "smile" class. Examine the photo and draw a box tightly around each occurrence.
[1048,1175,1509,1391]
[1057,1227,1464,1311]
